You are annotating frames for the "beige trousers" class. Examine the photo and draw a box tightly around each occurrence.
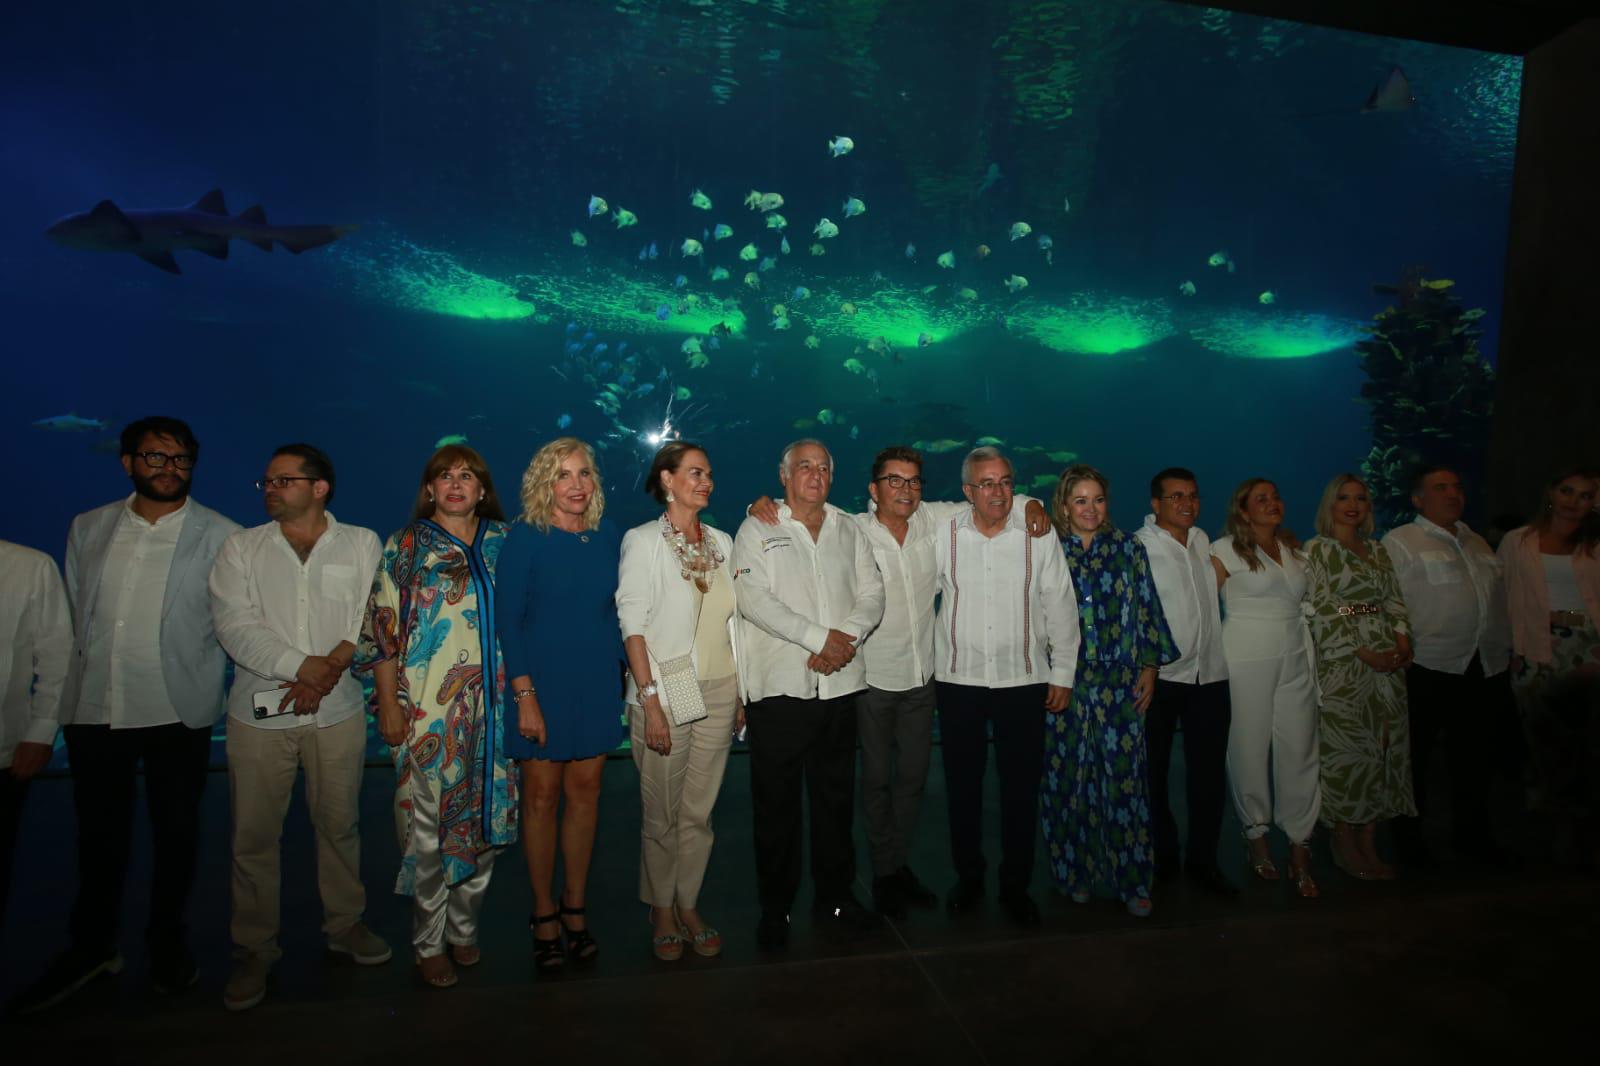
[227,712,368,961]
[629,675,738,909]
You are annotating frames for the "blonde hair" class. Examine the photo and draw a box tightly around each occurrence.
[1050,463,1111,539]
[518,437,605,532]
[1225,478,1300,572]
[1313,473,1376,538]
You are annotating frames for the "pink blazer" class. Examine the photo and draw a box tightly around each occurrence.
[1496,526,1600,664]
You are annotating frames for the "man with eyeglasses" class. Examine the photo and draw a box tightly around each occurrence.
[207,444,388,1011]
[935,446,1078,927]
[1133,467,1236,896]
[747,448,1049,920]
[12,417,239,1015]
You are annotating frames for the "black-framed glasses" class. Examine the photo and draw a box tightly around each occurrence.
[136,450,195,470]
[967,477,1015,492]
[1159,492,1201,502]
[873,475,925,490]
[255,476,317,491]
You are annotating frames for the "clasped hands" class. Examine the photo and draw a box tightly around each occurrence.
[279,653,347,714]
[807,629,858,676]
[1357,634,1413,674]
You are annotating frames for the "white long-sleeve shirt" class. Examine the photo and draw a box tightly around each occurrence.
[73,497,188,728]
[933,506,1079,689]
[1381,516,1510,676]
[0,541,72,767]
[732,503,885,703]
[1134,515,1228,684]
[208,514,382,730]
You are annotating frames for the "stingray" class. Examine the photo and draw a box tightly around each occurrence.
[1274,65,1416,120]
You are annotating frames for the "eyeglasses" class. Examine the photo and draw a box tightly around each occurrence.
[967,477,1015,492]
[873,475,925,490]
[256,476,317,491]
[136,451,195,470]
[1159,492,1201,502]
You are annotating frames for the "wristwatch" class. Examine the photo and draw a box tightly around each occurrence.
[638,682,659,700]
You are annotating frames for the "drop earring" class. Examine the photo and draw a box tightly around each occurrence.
[666,489,676,504]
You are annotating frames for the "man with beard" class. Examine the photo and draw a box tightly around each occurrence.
[11,416,239,1015]
[208,444,388,1011]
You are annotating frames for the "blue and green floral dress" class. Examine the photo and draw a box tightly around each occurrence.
[1042,528,1178,903]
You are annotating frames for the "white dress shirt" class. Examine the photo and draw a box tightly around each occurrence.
[1135,515,1228,684]
[732,503,885,703]
[208,514,382,730]
[1381,516,1510,676]
[0,541,72,766]
[74,496,188,728]
[933,507,1079,689]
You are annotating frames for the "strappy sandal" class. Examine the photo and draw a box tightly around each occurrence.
[675,912,723,958]
[1289,843,1320,899]
[650,908,683,962]
[560,903,599,963]
[415,953,457,988]
[529,912,565,971]
[1246,840,1280,882]
[450,943,482,967]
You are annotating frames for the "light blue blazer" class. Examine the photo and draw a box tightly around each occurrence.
[60,498,240,729]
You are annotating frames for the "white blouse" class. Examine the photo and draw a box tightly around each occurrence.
[1212,537,1309,661]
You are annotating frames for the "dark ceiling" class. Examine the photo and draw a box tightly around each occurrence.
[1169,0,1594,54]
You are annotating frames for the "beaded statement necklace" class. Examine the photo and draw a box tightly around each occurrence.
[660,511,724,592]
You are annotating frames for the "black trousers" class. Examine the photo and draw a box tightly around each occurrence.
[63,721,212,956]
[1397,656,1505,852]
[937,682,1046,893]
[1147,678,1232,872]
[0,769,28,936]
[745,693,859,915]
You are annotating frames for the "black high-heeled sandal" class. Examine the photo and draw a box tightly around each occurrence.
[560,904,599,963]
[529,912,565,971]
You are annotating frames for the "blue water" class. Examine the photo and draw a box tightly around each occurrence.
[0,0,1520,558]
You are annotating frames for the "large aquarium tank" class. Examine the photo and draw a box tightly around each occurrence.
[1,1,1519,754]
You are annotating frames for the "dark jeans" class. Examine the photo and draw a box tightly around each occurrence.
[1,769,28,936]
[745,693,859,915]
[63,721,212,956]
[1397,656,1507,853]
[936,682,1046,893]
[1147,678,1232,872]
[858,681,936,877]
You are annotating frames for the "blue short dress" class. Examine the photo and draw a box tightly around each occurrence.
[495,518,625,761]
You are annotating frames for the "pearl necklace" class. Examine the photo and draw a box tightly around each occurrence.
[660,512,724,590]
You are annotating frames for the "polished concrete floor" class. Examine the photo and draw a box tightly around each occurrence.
[1,745,1591,1065]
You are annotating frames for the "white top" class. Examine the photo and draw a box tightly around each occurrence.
[1135,516,1228,684]
[933,506,1079,689]
[0,541,72,766]
[1212,537,1309,661]
[1542,553,1586,613]
[616,519,738,712]
[1381,517,1510,676]
[731,503,885,703]
[208,514,382,730]
[73,496,188,728]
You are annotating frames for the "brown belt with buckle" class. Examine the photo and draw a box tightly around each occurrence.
[1550,609,1588,628]
[1336,603,1382,616]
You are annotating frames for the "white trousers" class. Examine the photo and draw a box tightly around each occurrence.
[406,753,497,957]
[1225,649,1321,843]
[629,675,738,909]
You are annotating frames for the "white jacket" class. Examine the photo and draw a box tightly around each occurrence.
[616,519,740,712]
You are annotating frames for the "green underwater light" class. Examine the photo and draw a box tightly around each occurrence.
[519,268,748,339]
[1188,310,1363,360]
[808,285,986,349]
[337,238,537,320]
[1009,293,1175,355]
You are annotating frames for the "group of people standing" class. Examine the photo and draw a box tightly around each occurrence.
[0,414,1595,1016]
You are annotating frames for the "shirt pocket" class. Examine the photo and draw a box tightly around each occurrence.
[318,563,366,602]
[1419,550,1463,586]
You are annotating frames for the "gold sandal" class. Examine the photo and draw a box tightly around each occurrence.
[415,953,458,988]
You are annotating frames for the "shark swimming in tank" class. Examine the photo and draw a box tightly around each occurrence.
[45,189,355,274]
